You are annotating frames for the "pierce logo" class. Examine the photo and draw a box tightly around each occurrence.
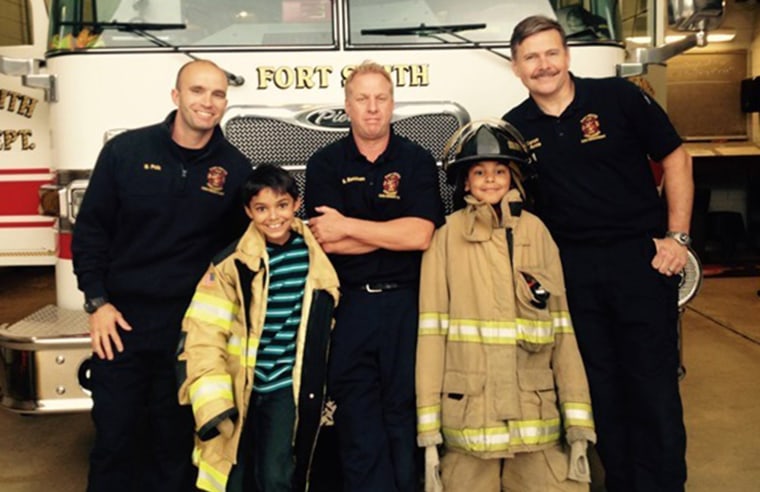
[303,108,351,128]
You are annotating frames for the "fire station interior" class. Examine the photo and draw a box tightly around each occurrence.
[2,1,760,492]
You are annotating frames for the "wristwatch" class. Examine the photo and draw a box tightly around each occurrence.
[666,231,692,247]
[83,296,108,314]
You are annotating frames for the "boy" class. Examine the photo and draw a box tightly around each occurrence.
[415,121,596,491]
[178,164,340,492]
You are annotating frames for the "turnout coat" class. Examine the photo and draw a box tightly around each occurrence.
[416,190,596,464]
[178,218,340,492]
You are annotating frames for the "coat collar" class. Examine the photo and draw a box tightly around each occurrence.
[462,189,523,242]
[234,218,340,293]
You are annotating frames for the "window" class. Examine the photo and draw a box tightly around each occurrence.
[48,0,336,50]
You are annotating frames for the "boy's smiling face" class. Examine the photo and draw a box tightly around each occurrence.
[465,160,512,205]
[245,187,301,245]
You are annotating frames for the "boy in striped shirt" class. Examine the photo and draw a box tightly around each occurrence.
[178,164,340,492]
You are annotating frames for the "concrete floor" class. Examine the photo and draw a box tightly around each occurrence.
[0,266,759,491]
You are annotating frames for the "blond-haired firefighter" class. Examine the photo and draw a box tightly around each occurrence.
[416,121,596,491]
[178,165,340,492]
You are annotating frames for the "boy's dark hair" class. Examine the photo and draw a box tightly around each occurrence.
[241,164,300,206]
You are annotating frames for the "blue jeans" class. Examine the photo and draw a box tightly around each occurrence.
[228,386,296,492]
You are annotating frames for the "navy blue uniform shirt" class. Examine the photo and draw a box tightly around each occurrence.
[504,75,683,243]
[72,111,252,349]
[305,128,444,285]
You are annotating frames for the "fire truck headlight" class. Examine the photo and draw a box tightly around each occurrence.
[69,185,89,223]
[38,185,61,217]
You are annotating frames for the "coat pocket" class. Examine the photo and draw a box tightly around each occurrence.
[544,443,571,483]
[517,368,559,420]
[441,370,485,429]
[514,269,556,353]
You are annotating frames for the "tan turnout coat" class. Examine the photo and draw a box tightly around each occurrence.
[416,190,596,464]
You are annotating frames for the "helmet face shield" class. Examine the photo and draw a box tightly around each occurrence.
[444,120,537,190]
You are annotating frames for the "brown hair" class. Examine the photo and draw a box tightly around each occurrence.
[344,60,393,98]
[510,15,567,60]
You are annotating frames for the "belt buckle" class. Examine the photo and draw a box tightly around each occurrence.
[363,283,383,293]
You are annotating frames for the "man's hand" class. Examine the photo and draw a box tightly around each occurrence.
[88,303,132,360]
[309,205,348,244]
[651,237,688,277]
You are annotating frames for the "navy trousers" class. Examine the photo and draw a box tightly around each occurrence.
[328,287,419,492]
[558,236,687,492]
[87,349,195,492]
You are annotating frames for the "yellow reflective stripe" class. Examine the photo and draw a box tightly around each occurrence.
[515,318,555,344]
[227,334,242,356]
[196,456,227,492]
[419,312,449,336]
[417,404,441,433]
[442,418,561,453]
[552,311,574,334]
[186,292,239,331]
[188,374,233,414]
[442,425,511,452]
[226,334,256,368]
[562,402,594,428]
[244,342,256,368]
[509,417,561,446]
[440,318,561,345]
[448,320,517,344]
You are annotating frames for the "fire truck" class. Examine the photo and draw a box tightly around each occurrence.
[0,0,718,413]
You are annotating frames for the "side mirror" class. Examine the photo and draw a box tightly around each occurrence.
[669,0,724,32]
[618,0,726,77]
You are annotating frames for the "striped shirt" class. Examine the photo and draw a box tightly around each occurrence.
[253,233,309,393]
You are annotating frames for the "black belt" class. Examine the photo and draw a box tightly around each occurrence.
[345,282,416,293]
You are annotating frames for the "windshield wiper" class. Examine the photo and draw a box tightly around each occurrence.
[58,21,245,86]
[361,23,511,62]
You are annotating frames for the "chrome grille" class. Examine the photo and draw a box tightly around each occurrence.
[224,102,469,216]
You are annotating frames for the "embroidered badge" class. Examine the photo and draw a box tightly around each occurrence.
[201,166,228,196]
[580,114,607,143]
[526,137,542,150]
[143,163,162,171]
[341,176,366,184]
[378,172,401,200]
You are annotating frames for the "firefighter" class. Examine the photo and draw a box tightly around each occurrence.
[305,61,445,492]
[71,60,252,492]
[416,121,596,492]
[504,15,692,492]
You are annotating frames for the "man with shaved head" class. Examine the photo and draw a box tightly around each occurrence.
[72,59,251,492]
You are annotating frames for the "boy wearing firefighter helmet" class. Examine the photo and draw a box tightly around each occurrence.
[416,120,596,491]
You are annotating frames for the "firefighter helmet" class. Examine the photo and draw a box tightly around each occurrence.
[443,119,536,190]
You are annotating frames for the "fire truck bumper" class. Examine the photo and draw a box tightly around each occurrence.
[0,305,92,414]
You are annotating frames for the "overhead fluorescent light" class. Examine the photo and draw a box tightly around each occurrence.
[626,29,736,45]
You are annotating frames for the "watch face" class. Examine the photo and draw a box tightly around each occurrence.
[669,232,691,246]
[84,297,106,313]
